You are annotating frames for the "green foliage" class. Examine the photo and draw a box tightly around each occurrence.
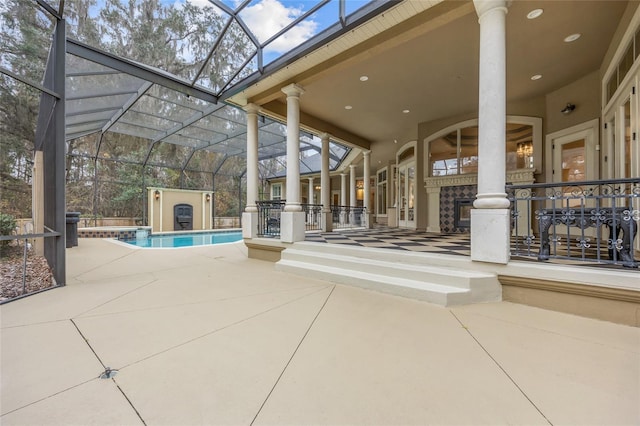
[0,213,17,252]
[2,0,251,219]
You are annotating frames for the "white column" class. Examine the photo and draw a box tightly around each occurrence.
[363,150,371,228]
[244,104,259,212]
[320,133,332,232]
[282,84,305,212]
[471,0,510,264]
[308,177,314,204]
[242,103,260,239]
[280,84,306,242]
[340,172,347,226]
[350,164,357,207]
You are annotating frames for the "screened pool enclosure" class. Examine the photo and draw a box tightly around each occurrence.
[1,0,396,284]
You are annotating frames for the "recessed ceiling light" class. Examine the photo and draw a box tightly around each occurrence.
[402,109,410,114]
[359,76,369,81]
[344,105,352,110]
[531,74,542,81]
[394,139,398,144]
[527,9,543,19]
[564,33,581,42]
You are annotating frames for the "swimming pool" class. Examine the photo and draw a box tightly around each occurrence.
[123,231,243,248]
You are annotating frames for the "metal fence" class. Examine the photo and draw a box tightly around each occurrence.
[256,200,285,237]
[303,203,323,231]
[507,178,639,268]
[331,205,366,230]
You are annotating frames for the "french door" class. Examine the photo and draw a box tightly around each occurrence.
[397,162,415,228]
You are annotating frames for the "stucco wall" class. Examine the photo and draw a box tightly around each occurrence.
[147,188,213,233]
[544,71,600,135]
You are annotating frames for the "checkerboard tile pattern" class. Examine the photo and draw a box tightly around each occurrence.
[305,229,471,256]
[304,228,639,270]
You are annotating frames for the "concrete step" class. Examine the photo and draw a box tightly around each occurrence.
[275,242,501,306]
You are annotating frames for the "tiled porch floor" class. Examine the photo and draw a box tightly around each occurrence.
[305,227,640,269]
[1,238,638,425]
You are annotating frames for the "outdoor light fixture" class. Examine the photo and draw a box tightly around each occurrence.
[154,190,160,200]
[205,193,211,202]
[561,103,576,114]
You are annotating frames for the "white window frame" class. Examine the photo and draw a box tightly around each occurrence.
[271,183,282,200]
[376,167,388,217]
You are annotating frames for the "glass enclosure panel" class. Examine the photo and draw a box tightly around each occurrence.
[430,131,457,176]
[1,2,54,85]
[67,73,145,99]
[119,110,180,133]
[195,19,256,92]
[66,110,119,127]
[261,3,336,66]
[147,142,193,168]
[607,71,619,102]
[132,93,198,125]
[164,133,204,149]
[66,93,132,115]
[110,121,163,140]
[345,0,372,15]
[66,122,106,137]
[99,133,149,162]
[67,133,99,157]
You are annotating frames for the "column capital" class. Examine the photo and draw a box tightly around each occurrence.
[281,83,305,98]
[473,0,510,20]
[349,164,357,170]
[243,103,260,114]
[319,132,331,141]
[363,150,371,157]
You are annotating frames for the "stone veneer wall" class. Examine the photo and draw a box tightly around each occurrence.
[439,185,476,233]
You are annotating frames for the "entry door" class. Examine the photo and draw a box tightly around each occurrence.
[549,121,598,188]
[398,162,416,228]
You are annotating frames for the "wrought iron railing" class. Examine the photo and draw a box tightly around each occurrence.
[331,205,367,229]
[302,203,323,231]
[256,200,284,237]
[507,178,639,268]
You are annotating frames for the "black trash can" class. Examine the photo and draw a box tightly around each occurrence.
[65,212,81,248]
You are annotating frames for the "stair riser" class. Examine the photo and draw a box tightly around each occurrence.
[276,262,472,306]
[281,250,496,290]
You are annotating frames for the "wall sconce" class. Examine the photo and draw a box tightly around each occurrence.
[154,190,160,200]
[205,193,211,202]
[561,103,576,114]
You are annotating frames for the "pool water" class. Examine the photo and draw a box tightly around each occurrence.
[123,231,242,248]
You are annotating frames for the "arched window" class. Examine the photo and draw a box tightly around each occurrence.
[426,117,541,177]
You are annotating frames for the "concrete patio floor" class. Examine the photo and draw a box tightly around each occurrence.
[1,238,639,425]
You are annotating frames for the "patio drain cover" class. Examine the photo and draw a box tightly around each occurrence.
[99,367,118,379]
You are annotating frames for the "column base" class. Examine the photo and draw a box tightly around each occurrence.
[281,211,306,243]
[322,211,333,232]
[242,212,259,239]
[364,213,373,229]
[471,209,510,264]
